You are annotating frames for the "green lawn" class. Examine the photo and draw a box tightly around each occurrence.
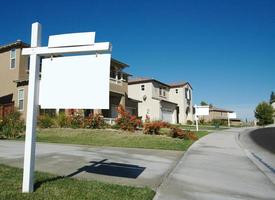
[30,128,208,151]
[0,164,154,200]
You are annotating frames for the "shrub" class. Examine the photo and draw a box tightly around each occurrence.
[115,105,142,131]
[84,113,106,129]
[255,102,274,126]
[212,119,228,126]
[170,127,190,139]
[199,118,205,124]
[68,112,84,128]
[39,114,55,128]
[143,121,170,135]
[170,127,198,140]
[186,130,198,141]
[0,111,25,138]
[186,120,193,125]
[110,124,120,130]
[55,113,69,128]
[159,128,171,136]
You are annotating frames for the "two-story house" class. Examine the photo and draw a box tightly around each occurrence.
[128,78,193,124]
[202,106,242,126]
[169,82,193,124]
[0,40,29,118]
[0,40,137,121]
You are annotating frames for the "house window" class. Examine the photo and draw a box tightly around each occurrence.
[18,89,24,111]
[159,87,166,97]
[141,85,145,91]
[176,89,178,94]
[10,49,16,69]
[185,88,191,100]
[27,56,30,70]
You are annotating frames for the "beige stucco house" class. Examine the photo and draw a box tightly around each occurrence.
[0,40,29,118]
[169,82,194,124]
[128,78,194,124]
[202,106,242,126]
[0,40,137,121]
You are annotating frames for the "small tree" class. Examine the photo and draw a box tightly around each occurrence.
[270,91,275,104]
[200,101,208,106]
[255,102,274,126]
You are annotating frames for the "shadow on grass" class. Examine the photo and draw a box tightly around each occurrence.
[34,159,145,191]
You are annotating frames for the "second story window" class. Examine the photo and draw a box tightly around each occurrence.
[176,89,178,94]
[10,49,16,69]
[141,85,145,91]
[185,88,191,100]
[159,87,166,97]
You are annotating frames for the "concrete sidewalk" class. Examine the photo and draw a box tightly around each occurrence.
[0,140,183,189]
[154,129,275,200]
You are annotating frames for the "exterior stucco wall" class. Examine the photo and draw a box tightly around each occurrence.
[0,49,20,101]
[204,110,229,122]
[0,48,29,119]
[128,82,177,123]
[169,85,193,124]
[110,81,128,95]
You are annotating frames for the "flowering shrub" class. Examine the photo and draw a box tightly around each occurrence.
[39,114,56,128]
[68,112,84,128]
[84,113,106,129]
[143,121,170,135]
[115,105,142,131]
[55,113,69,128]
[0,111,25,138]
[170,127,198,140]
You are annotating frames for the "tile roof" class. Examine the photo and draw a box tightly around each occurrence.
[0,40,29,53]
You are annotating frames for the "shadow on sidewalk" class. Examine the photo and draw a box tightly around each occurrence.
[34,159,145,191]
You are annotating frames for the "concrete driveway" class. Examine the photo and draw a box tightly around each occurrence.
[0,140,183,190]
[154,128,275,200]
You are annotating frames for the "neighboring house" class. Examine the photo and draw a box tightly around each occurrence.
[0,40,29,118]
[169,82,193,124]
[203,106,242,126]
[128,78,194,124]
[0,40,138,121]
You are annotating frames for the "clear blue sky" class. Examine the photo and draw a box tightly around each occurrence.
[1,0,274,120]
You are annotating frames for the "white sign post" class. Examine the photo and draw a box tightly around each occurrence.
[22,22,41,193]
[22,22,111,193]
[194,105,209,131]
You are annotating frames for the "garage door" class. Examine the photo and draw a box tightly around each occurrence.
[162,110,173,123]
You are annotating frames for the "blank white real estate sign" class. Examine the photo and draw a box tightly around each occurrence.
[39,54,111,109]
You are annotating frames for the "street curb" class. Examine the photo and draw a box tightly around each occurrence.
[235,128,275,186]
